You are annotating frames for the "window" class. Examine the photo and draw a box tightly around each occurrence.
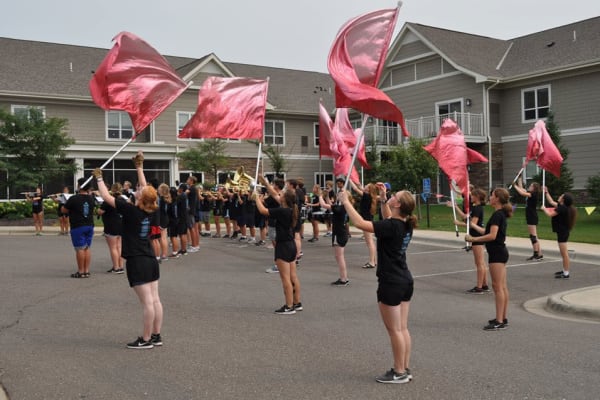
[264,120,284,145]
[177,111,200,141]
[179,171,204,186]
[11,105,45,119]
[313,123,320,148]
[522,85,550,122]
[264,172,286,183]
[523,158,539,182]
[314,172,334,188]
[107,111,133,140]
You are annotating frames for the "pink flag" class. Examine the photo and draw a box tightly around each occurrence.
[179,77,269,140]
[335,108,370,169]
[89,32,187,133]
[318,102,335,158]
[327,7,410,137]
[318,103,360,182]
[525,120,563,177]
[423,119,488,215]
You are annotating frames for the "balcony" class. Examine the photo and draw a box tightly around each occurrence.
[362,112,486,147]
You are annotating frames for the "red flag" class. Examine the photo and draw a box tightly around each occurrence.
[318,102,335,158]
[327,7,410,137]
[423,119,488,215]
[179,77,268,140]
[89,32,187,133]
[526,120,563,177]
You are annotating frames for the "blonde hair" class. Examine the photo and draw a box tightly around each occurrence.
[158,183,172,204]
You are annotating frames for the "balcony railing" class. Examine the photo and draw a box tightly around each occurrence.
[362,112,485,146]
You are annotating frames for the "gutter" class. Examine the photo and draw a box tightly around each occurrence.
[485,80,500,193]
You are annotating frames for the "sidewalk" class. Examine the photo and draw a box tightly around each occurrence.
[1,223,599,325]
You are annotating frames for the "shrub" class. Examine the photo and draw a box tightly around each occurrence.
[585,174,600,205]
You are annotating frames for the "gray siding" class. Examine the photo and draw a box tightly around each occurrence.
[416,57,442,80]
[392,40,432,62]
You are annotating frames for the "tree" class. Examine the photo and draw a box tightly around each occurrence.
[178,139,228,185]
[531,110,574,195]
[585,174,600,205]
[262,144,287,178]
[0,107,75,196]
[375,137,438,193]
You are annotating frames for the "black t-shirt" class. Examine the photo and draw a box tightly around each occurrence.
[359,193,373,219]
[176,193,188,220]
[115,198,155,258]
[551,204,570,235]
[373,218,413,285]
[187,186,198,215]
[470,204,484,238]
[269,207,294,242]
[484,209,508,251]
[64,193,95,229]
[100,200,123,234]
[264,195,280,227]
[158,197,170,228]
[331,204,347,236]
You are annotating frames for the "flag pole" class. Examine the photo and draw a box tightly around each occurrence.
[254,141,262,185]
[450,181,459,237]
[342,113,369,192]
[508,167,525,190]
[542,169,546,207]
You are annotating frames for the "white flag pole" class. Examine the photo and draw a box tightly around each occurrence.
[542,169,546,208]
[450,182,459,237]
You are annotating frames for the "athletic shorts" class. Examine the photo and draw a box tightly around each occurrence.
[70,225,94,250]
[275,240,297,263]
[556,231,570,243]
[199,211,211,223]
[486,245,509,264]
[150,225,161,240]
[377,281,414,306]
[332,232,348,247]
[125,256,159,287]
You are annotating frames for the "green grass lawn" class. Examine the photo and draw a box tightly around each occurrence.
[415,203,600,245]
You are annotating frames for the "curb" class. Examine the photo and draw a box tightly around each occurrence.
[545,286,600,323]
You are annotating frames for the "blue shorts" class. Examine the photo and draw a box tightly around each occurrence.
[70,225,94,250]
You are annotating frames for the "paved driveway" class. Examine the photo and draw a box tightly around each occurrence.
[1,233,598,399]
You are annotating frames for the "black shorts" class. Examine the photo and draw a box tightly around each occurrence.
[168,224,178,238]
[556,231,570,243]
[125,256,159,287]
[486,245,509,264]
[332,232,348,247]
[274,240,297,263]
[377,281,414,306]
[525,211,538,226]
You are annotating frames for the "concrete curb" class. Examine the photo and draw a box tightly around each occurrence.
[545,285,600,323]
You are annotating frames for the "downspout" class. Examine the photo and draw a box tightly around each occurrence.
[484,80,500,193]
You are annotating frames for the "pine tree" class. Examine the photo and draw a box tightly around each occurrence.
[532,110,574,195]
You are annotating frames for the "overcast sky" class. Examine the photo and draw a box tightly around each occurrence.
[2,0,600,72]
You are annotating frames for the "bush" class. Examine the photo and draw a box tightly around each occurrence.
[0,199,59,219]
[585,174,600,205]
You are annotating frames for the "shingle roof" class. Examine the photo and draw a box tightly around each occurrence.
[406,16,600,82]
[0,37,335,114]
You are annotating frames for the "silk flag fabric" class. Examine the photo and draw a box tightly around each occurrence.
[89,31,187,133]
[318,103,360,183]
[335,108,370,169]
[525,120,563,178]
[423,119,488,214]
[327,7,410,137]
[179,77,268,140]
[318,102,335,158]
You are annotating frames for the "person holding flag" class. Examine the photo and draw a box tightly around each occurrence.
[465,188,513,331]
[542,190,577,279]
[514,177,544,261]
[93,151,164,349]
[338,183,416,384]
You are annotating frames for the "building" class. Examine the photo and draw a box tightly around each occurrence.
[2,16,600,198]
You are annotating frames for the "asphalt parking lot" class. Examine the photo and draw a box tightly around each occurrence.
[1,229,599,400]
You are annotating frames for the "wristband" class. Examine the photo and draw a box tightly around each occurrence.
[96,178,103,182]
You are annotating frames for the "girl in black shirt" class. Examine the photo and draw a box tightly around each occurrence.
[466,188,513,331]
[339,183,416,384]
[94,151,163,350]
[542,191,577,278]
[514,177,543,260]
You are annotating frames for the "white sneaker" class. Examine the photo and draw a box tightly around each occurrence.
[188,246,200,253]
[247,238,257,244]
[265,265,279,273]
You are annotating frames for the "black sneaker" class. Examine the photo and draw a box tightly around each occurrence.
[308,237,319,242]
[255,240,266,246]
[483,319,507,331]
[488,318,508,326]
[375,368,410,384]
[482,285,491,292]
[466,287,484,294]
[555,272,570,279]
[127,336,154,349]
[274,305,296,315]
[331,278,350,286]
[222,234,230,239]
[534,254,544,261]
[113,268,125,275]
[526,254,537,261]
[150,333,163,346]
[293,302,303,311]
